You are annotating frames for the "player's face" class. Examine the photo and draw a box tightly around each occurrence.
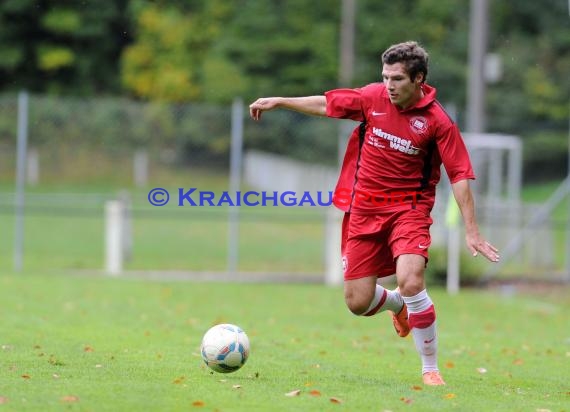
[382,63,423,109]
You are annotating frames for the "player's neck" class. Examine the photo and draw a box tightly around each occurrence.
[398,88,424,110]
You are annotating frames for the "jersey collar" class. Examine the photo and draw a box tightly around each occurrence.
[382,83,437,112]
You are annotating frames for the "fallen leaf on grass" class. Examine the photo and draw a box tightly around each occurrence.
[52,374,60,379]
[232,385,242,389]
[0,397,8,404]
[444,361,455,369]
[192,400,204,407]
[400,397,413,404]
[48,355,65,366]
[211,317,228,326]
[309,390,321,397]
[61,395,79,403]
[21,374,31,379]
[443,393,456,399]
[173,376,185,384]
[329,397,343,404]
[512,359,524,365]
[285,390,301,397]
[411,385,423,391]
[83,346,94,352]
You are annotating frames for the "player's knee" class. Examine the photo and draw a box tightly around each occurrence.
[344,289,371,315]
[398,275,424,296]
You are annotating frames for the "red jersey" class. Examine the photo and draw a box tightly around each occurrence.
[326,82,475,214]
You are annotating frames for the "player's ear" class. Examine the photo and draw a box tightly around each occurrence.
[414,73,424,85]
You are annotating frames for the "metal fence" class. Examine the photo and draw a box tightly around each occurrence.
[1,92,569,285]
[0,92,338,281]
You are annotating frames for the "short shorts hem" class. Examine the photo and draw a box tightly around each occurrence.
[344,269,395,281]
[393,249,429,261]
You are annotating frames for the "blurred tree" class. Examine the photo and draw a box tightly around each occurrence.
[122,0,339,103]
[0,0,131,95]
[0,0,567,173]
[121,0,244,102]
[489,0,570,135]
[218,0,340,100]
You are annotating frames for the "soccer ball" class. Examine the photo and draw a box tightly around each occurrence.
[200,323,250,373]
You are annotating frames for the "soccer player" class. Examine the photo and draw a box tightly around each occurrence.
[249,41,499,386]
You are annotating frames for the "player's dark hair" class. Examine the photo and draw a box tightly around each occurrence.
[381,41,429,83]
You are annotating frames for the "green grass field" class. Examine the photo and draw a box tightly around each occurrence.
[0,273,568,411]
[1,170,568,410]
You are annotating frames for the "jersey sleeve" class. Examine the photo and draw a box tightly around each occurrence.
[436,123,476,183]
[325,88,365,121]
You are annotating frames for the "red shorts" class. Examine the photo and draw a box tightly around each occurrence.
[341,209,433,280]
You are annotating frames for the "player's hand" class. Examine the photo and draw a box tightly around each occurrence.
[249,97,281,121]
[465,232,500,262]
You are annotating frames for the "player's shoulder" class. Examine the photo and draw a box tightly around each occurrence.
[359,83,386,106]
[360,82,386,94]
[428,99,456,128]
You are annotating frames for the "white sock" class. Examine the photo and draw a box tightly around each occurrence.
[403,290,439,374]
[362,285,403,316]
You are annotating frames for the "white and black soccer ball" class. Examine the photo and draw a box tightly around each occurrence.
[200,323,250,373]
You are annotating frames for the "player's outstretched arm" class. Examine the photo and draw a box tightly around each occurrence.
[451,179,500,262]
[249,96,327,121]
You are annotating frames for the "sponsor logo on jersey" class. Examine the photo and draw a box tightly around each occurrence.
[371,127,420,155]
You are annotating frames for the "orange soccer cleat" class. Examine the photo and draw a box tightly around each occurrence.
[422,371,446,386]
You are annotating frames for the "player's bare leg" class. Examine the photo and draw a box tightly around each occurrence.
[343,275,404,316]
[396,254,445,386]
